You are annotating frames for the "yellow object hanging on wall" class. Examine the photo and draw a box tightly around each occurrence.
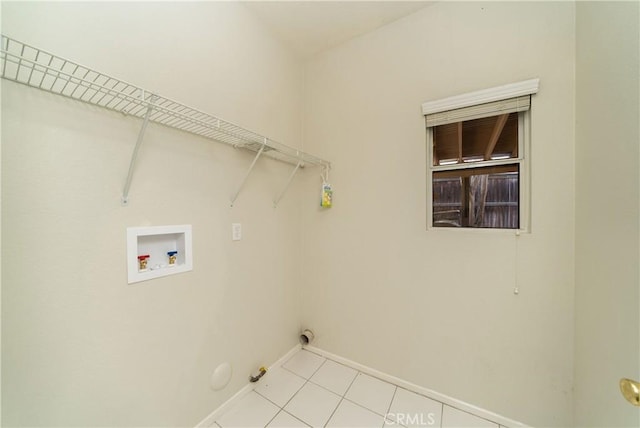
[321,183,332,208]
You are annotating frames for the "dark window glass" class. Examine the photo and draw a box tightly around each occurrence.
[433,164,519,229]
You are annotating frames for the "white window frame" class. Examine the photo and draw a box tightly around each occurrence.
[422,79,539,232]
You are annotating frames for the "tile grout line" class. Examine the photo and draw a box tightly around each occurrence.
[255,353,320,428]
[257,391,287,428]
[321,366,361,428]
[270,352,330,427]
[275,378,312,426]
[307,352,328,378]
[323,396,345,428]
[263,406,310,428]
[342,372,399,418]
[316,354,400,423]
[385,386,399,427]
[338,396,394,427]
[271,371,312,426]
[342,369,360,397]
[254,370,307,409]
[284,409,311,428]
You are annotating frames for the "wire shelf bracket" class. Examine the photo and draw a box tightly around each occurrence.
[274,160,303,208]
[0,34,332,206]
[230,138,267,207]
[121,93,155,206]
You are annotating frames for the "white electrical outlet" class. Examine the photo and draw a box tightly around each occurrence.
[232,223,242,241]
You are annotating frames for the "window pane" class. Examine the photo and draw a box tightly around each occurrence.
[433,112,518,166]
[433,176,463,227]
[433,164,519,229]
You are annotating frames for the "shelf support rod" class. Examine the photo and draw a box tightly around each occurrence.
[273,160,303,208]
[230,138,267,207]
[121,93,155,206]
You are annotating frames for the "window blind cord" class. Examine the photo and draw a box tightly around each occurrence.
[514,231,520,295]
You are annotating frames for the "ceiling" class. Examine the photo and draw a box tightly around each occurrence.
[243,1,434,59]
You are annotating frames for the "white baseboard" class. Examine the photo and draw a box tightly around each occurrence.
[195,344,301,428]
[304,345,528,428]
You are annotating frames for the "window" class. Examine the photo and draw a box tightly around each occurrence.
[422,79,539,230]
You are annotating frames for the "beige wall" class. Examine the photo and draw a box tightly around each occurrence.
[4,2,639,427]
[301,2,576,426]
[1,2,305,426]
[574,2,640,426]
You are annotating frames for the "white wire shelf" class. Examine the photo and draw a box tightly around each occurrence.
[0,35,330,169]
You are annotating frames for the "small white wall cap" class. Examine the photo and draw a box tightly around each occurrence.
[422,78,540,116]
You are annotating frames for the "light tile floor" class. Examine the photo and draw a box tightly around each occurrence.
[214,349,506,428]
